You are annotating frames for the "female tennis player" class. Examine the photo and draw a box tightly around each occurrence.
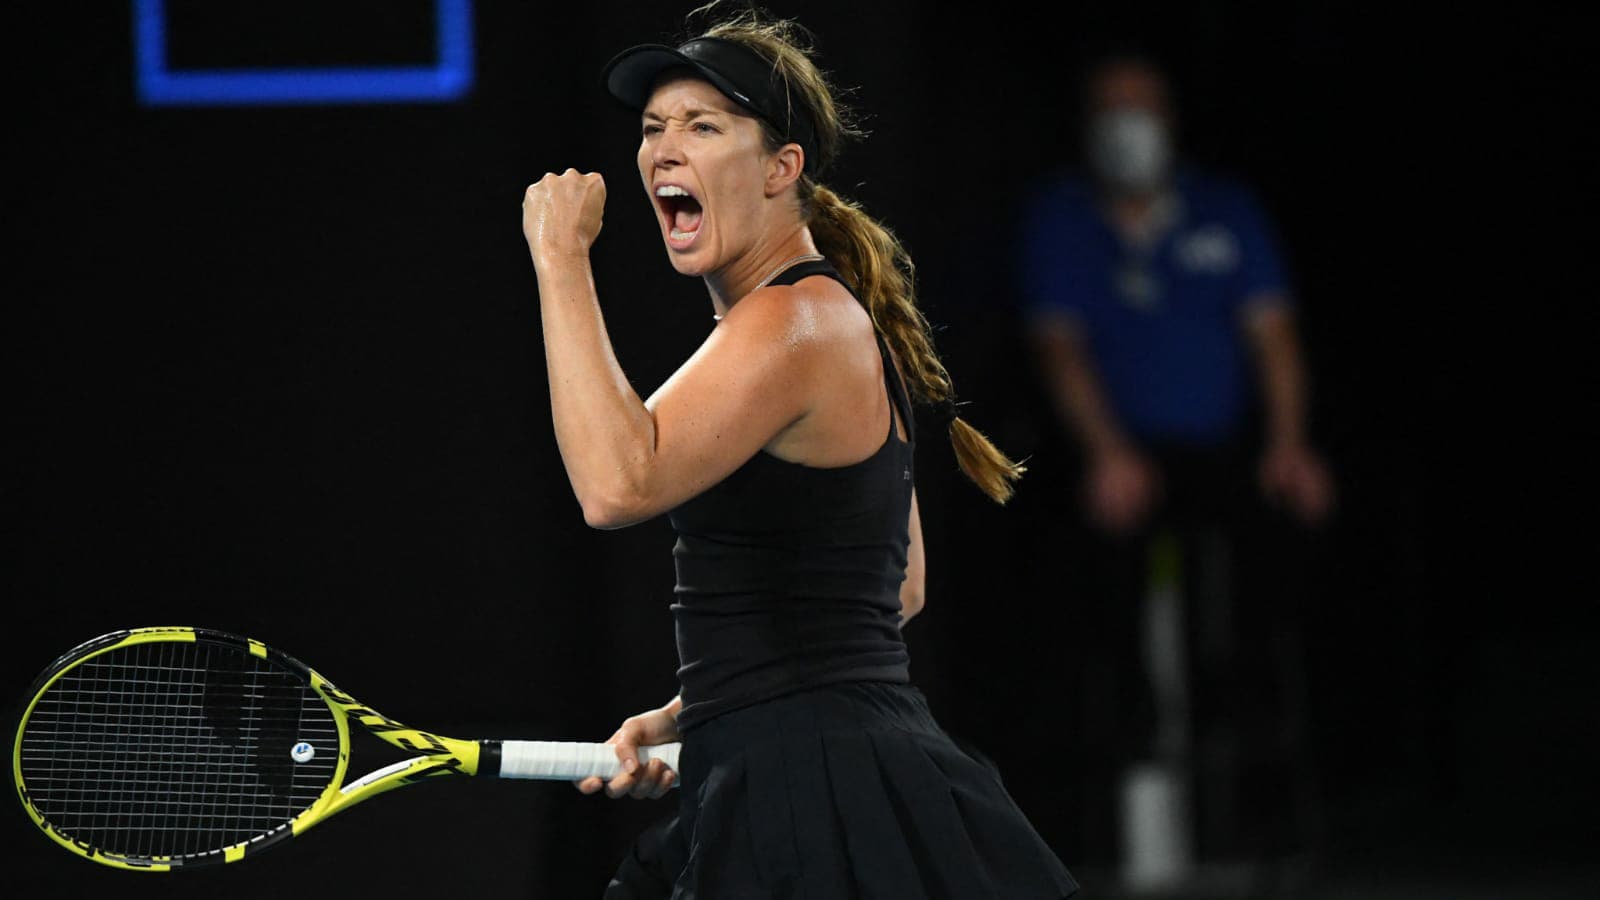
[522,5,1077,897]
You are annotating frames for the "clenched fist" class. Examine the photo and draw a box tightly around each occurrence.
[523,168,606,264]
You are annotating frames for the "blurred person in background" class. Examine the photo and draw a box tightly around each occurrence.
[1018,47,1335,893]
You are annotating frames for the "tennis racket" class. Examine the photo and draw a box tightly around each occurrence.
[12,626,681,872]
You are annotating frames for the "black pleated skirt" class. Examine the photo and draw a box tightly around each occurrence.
[606,681,1078,899]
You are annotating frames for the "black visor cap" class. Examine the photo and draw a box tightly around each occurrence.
[601,37,820,174]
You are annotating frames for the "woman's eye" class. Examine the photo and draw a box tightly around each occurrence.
[642,124,663,136]
[693,122,718,134]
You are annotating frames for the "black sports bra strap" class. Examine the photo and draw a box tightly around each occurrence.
[875,333,916,446]
[763,258,838,288]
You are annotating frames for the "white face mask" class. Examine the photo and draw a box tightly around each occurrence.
[1087,109,1173,192]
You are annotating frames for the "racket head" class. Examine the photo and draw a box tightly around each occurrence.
[12,626,350,871]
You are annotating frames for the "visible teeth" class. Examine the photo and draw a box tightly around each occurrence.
[670,227,698,240]
[656,185,689,197]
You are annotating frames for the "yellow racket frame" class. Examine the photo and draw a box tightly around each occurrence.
[14,626,484,871]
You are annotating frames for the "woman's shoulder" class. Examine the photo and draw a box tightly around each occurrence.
[728,273,870,349]
[734,275,904,463]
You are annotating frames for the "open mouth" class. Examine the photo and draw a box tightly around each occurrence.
[655,184,703,245]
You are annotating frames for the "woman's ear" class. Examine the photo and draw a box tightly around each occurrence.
[765,143,805,198]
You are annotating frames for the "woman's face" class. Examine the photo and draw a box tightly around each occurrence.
[637,74,775,277]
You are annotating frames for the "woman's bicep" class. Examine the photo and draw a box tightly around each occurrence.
[611,296,817,523]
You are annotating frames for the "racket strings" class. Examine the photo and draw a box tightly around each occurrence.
[17,640,339,862]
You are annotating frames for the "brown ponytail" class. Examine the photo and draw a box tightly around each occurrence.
[805,186,1025,503]
[695,4,1026,503]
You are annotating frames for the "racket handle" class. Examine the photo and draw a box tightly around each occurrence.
[486,740,682,782]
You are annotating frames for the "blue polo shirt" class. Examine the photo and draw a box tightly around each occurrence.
[1019,167,1291,446]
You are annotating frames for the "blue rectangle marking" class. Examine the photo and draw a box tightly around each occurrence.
[134,0,474,106]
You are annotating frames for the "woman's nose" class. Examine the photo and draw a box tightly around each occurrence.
[651,129,684,167]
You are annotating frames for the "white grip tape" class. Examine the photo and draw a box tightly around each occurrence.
[497,741,682,781]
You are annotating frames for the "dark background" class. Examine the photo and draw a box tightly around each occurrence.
[5,1,1593,898]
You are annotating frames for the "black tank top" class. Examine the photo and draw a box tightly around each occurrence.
[668,259,915,731]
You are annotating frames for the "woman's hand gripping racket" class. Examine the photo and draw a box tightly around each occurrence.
[11,626,681,871]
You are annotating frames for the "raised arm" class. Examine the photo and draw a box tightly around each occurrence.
[522,170,825,529]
